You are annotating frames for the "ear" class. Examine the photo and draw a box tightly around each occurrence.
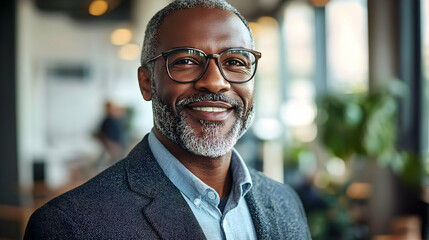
[138,67,152,101]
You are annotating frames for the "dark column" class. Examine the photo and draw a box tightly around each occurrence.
[368,0,398,90]
[397,0,427,238]
[367,0,399,236]
[0,0,20,239]
[397,0,421,154]
[0,0,19,206]
[314,6,327,100]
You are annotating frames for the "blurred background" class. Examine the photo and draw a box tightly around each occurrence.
[1,0,429,239]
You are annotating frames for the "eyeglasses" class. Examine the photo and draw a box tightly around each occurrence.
[146,47,262,83]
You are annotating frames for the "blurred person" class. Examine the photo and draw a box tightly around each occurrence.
[24,0,311,239]
[95,101,127,164]
[295,177,328,213]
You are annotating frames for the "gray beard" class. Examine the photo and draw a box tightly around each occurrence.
[151,90,254,158]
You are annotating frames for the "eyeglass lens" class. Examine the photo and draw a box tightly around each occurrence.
[166,49,257,82]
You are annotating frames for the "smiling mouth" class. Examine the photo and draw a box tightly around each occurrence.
[191,106,228,112]
[185,101,234,121]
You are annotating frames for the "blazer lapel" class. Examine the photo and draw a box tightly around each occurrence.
[125,135,206,240]
[245,171,279,240]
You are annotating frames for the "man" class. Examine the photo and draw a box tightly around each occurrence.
[24,0,311,239]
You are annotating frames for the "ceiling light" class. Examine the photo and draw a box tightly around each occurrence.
[119,43,140,61]
[111,29,132,46]
[309,0,330,7]
[89,0,108,16]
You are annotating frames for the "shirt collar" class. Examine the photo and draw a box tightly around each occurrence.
[148,129,252,207]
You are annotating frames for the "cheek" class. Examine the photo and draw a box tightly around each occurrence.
[237,83,255,110]
[153,68,190,112]
[153,65,174,102]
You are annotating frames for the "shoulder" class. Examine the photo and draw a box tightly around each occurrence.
[25,159,133,238]
[24,198,77,239]
[25,136,159,239]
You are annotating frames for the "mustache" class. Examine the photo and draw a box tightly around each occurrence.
[176,92,244,110]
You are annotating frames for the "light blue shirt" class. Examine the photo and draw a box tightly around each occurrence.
[148,130,257,240]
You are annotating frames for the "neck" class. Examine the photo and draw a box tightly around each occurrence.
[154,127,232,199]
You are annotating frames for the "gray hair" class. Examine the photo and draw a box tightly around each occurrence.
[140,0,254,73]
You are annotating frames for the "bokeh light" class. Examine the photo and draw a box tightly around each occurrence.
[88,0,108,16]
[111,28,132,46]
[119,43,140,60]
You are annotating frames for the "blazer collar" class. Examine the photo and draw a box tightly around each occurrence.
[125,135,206,240]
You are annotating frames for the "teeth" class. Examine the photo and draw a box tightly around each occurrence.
[192,107,228,112]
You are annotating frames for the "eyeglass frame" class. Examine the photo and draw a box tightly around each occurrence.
[145,47,262,83]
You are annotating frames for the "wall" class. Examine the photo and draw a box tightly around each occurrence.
[16,0,170,188]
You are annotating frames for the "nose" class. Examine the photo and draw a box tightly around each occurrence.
[194,59,231,93]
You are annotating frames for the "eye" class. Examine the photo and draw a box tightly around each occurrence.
[173,58,198,65]
[224,59,245,66]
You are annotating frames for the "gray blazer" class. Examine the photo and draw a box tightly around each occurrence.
[24,135,311,239]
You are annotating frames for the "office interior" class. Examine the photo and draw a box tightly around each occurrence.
[1,0,429,239]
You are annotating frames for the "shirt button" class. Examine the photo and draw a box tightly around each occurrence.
[207,191,216,200]
[194,198,201,206]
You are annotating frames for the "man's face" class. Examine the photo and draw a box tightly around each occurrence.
[149,7,255,158]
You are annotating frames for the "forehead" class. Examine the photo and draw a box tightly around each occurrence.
[157,7,252,53]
